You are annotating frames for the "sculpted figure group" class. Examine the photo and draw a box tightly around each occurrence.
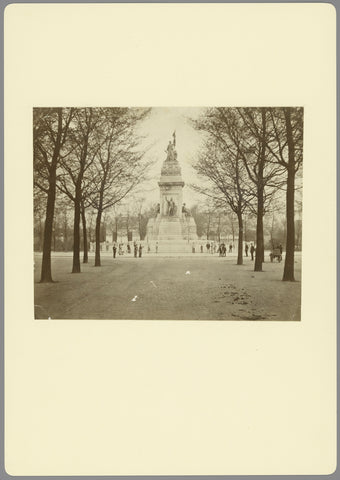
[157,199,191,218]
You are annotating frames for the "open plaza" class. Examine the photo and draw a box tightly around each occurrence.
[34,251,301,321]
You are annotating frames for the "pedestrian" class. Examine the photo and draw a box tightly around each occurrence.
[113,244,117,258]
[200,245,203,253]
[192,242,196,253]
[139,244,142,258]
[127,243,131,254]
[250,243,255,260]
[279,244,283,254]
[206,242,210,253]
[229,243,232,253]
[245,243,249,257]
[134,243,138,258]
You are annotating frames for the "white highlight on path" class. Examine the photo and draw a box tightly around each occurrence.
[185,271,191,275]
[131,296,138,302]
[150,281,157,288]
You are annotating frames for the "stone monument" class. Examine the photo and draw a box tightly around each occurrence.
[146,132,198,252]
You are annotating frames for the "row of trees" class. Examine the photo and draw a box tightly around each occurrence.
[34,195,300,254]
[190,199,302,249]
[34,200,154,253]
[34,107,150,282]
[191,107,303,281]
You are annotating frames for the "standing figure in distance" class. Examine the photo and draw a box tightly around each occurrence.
[250,243,255,261]
[245,243,249,257]
[113,243,117,258]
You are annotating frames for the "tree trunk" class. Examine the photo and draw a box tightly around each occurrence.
[40,179,57,282]
[254,182,265,271]
[270,214,275,250]
[95,210,102,267]
[237,209,243,265]
[231,218,235,244]
[63,210,68,251]
[39,215,43,251]
[40,108,63,283]
[138,214,142,239]
[254,109,266,272]
[283,167,295,280]
[81,204,88,264]
[282,109,296,281]
[72,188,81,273]
[206,212,211,240]
[217,213,221,243]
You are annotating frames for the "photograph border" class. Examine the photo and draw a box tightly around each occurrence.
[1,0,338,478]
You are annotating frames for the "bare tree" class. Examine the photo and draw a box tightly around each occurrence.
[88,108,150,266]
[33,107,74,282]
[192,138,253,265]
[267,107,303,281]
[205,108,285,271]
[191,110,255,265]
[57,108,101,272]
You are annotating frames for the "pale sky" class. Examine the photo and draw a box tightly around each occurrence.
[134,107,208,209]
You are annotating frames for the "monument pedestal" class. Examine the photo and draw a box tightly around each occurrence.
[146,133,198,253]
[146,214,198,253]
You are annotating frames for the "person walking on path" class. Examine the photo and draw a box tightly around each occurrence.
[250,243,255,260]
[139,244,143,258]
[245,243,249,257]
[113,244,117,258]
[134,243,138,258]
[229,244,233,253]
[206,242,210,253]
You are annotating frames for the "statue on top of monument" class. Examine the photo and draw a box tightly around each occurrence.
[165,131,177,162]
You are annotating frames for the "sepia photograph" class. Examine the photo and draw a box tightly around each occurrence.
[34,106,303,321]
